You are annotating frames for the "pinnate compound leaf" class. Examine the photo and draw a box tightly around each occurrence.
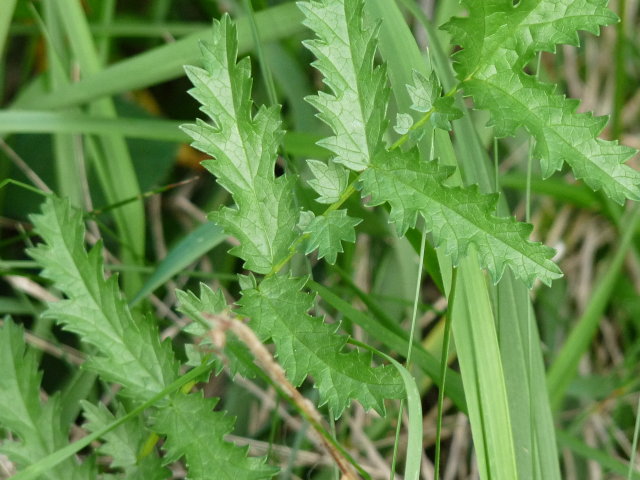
[301,210,362,264]
[238,275,404,417]
[0,319,93,479]
[304,0,561,285]
[28,197,178,401]
[362,151,563,287]
[444,0,640,204]
[306,159,349,204]
[182,15,297,273]
[300,0,388,171]
[154,393,276,480]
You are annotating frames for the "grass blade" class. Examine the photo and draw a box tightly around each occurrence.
[14,4,304,110]
[52,0,145,293]
[351,339,422,480]
[130,222,225,306]
[0,0,17,59]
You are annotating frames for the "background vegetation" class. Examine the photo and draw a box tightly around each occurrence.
[0,0,639,479]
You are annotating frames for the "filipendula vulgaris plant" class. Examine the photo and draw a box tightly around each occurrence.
[3,0,638,478]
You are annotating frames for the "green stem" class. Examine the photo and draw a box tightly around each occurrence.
[389,84,461,152]
[612,0,627,139]
[267,180,358,276]
[434,267,458,479]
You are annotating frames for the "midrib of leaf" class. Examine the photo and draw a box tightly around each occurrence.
[222,59,260,188]
[301,0,384,170]
[343,12,375,165]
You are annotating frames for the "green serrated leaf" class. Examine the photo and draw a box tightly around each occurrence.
[361,150,563,287]
[394,113,414,135]
[176,283,253,379]
[154,393,276,480]
[176,283,227,323]
[300,0,388,170]
[81,401,168,477]
[28,197,178,401]
[407,70,441,112]
[182,15,297,273]
[302,210,362,264]
[443,0,640,203]
[0,319,93,479]
[238,275,404,417]
[306,159,349,203]
[406,70,461,130]
[431,95,462,130]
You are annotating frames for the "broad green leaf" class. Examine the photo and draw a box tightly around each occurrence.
[444,0,640,204]
[28,197,178,401]
[238,275,404,417]
[81,401,168,479]
[301,209,362,264]
[154,393,276,480]
[362,150,562,287]
[182,15,297,274]
[300,0,388,171]
[0,319,93,479]
[306,159,349,204]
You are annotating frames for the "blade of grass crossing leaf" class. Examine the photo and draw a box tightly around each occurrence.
[394,0,493,191]
[130,222,226,306]
[452,254,518,479]
[350,339,422,480]
[97,0,115,64]
[241,0,277,107]
[391,227,427,479]
[548,204,640,410]
[0,111,187,140]
[41,2,84,207]
[629,395,640,480]
[494,272,562,480]
[434,268,456,479]
[53,0,144,293]
[0,0,17,58]
[15,4,305,110]
[0,111,327,160]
